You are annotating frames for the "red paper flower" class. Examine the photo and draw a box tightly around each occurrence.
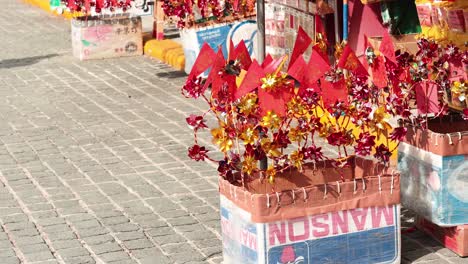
[186,114,208,131]
[303,146,324,161]
[327,131,350,146]
[354,132,376,156]
[374,144,391,164]
[462,108,468,120]
[273,130,291,148]
[188,145,209,161]
[389,127,408,141]
[182,77,205,99]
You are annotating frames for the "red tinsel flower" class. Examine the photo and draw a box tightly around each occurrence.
[218,159,233,179]
[182,77,205,99]
[416,39,439,63]
[462,109,468,120]
[326,131,350,146]
[188,145,209,161]
[298,87,320,106]
[303,146,324,161]
[354,132,376,156]
[374,144,391,164]
[389,127,408,141]
[186,114,207,131]
[245,144,266,161]
[273,130,291,148]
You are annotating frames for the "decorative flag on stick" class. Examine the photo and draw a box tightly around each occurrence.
[321,77,347,106]
[415,81,440,114]
[363,35,387,88]
[187,43,216,81]
[337,44,368,77]
[235,56,294,116]
[379,31,397,64]
[289,26,312,70]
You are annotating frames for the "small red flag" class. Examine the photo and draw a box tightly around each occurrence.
[321,78,348,106]
[379,31,396,64]
[235,60,264,100]
[288,56,307,84]
[304,50,330,88]
[415,81,440,114]
[338,45,368,77]
[289,26,312,70]
[187,43,216,81]
[233,40,252,70]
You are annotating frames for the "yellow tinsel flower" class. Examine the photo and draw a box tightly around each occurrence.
[242,155,257,175]
[260,138,281,157]
[211,127,233,152]
[266,165,276,184]
[287,97,309,118]
[290,150,304,170]
[452,81,467,101]
[239,126,259,145]
[372,106,392,131]
[238,93,258,115]
[319,122,332,138]
[288,127,305,143]
[261,73,289,92]
[261,111,281,129]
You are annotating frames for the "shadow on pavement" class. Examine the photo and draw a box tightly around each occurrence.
[155,70,186,78]
[0,54,59,69]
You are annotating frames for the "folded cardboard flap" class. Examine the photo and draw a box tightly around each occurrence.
[404,115,468,156]
[220,157,400,223]
[230,156,391,194]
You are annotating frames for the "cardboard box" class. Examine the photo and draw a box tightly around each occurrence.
[71,15,143,60]
[221,195,401,264]
[417,217,468,257]
[398,116,468,226]
[369,34,419,54]
[219,157,401,263]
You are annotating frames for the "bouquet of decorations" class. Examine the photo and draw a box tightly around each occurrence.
[161,0,255,28]
[181,27,467,189]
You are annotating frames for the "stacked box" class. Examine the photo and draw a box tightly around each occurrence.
[219,157,401,264]
[398,116,468,226]
[71,15,143,60]
[416,217,468,257]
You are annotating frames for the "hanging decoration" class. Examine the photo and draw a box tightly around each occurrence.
[161,0,256,28]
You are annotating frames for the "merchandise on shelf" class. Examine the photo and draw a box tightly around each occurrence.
[415,0,467,46]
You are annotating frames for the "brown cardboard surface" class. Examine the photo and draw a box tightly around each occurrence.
[219,157,400,223]
[403,115,468,157]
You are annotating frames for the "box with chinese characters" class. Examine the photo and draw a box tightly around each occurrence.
[71,15,143,60]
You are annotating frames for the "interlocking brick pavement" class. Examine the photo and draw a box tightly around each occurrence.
[0,0,466,263]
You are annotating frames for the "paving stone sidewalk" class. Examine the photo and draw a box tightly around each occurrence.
[0,0,466,263]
